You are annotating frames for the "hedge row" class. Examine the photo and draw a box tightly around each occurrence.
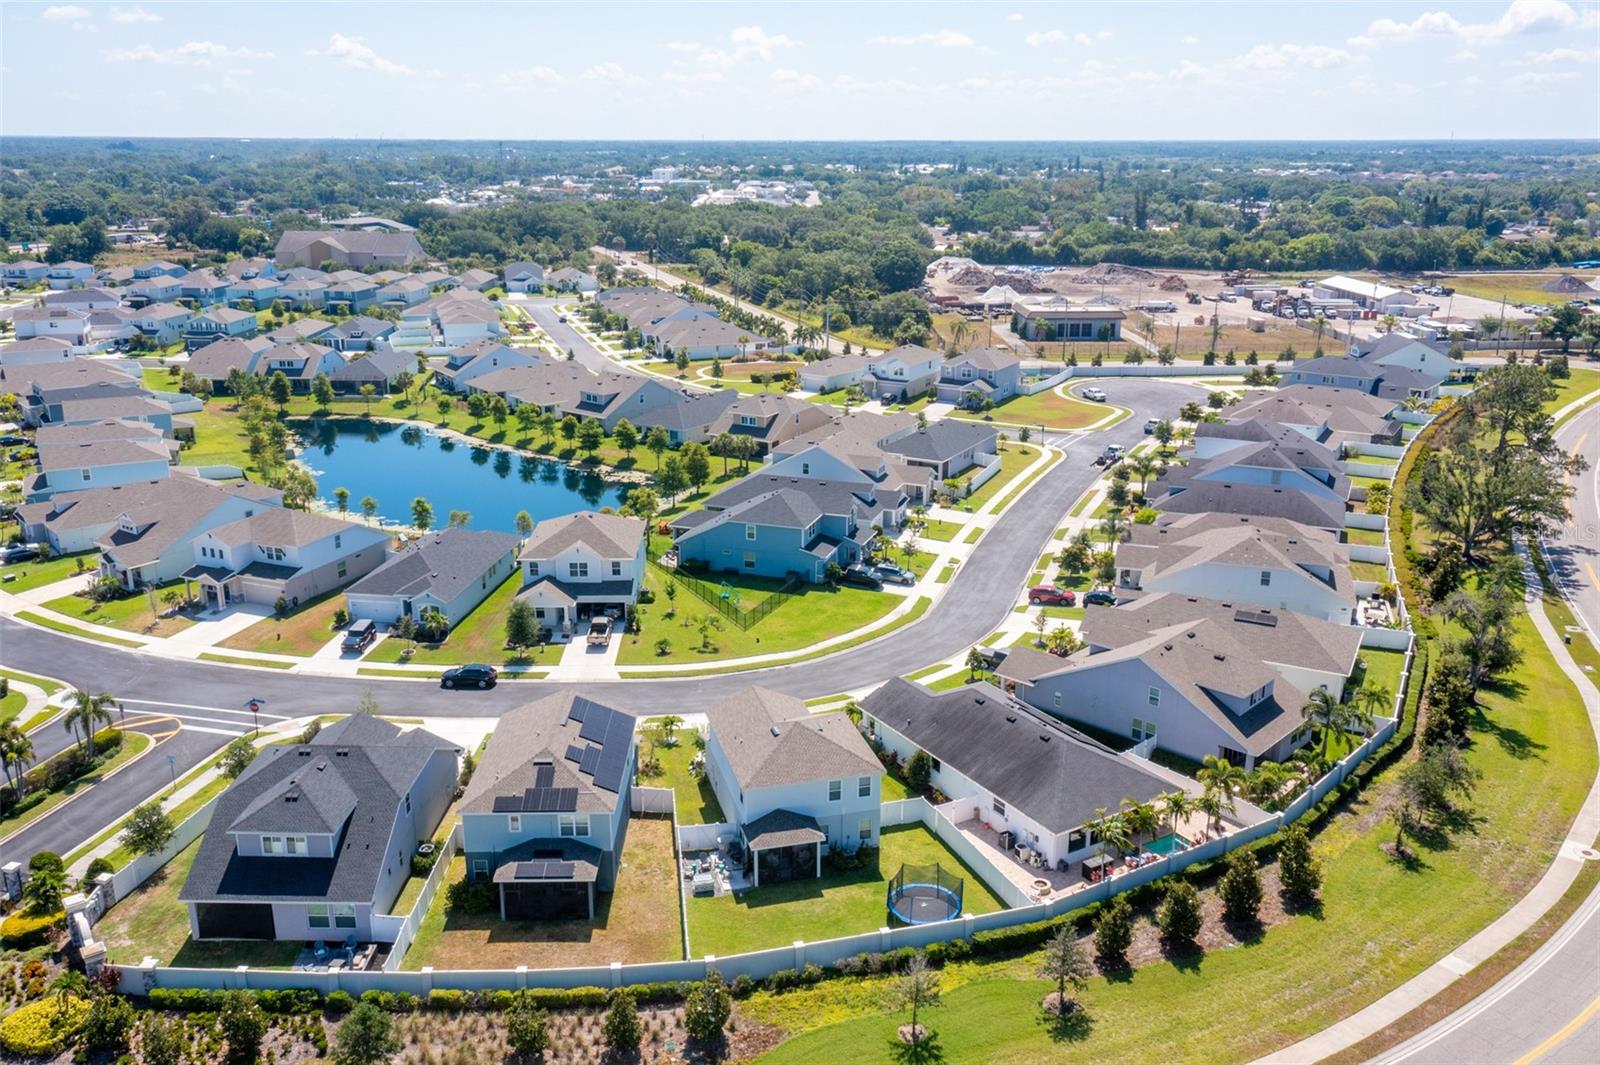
[0,908,63,950]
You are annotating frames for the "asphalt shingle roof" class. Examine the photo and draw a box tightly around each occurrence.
[707,686,880,791]
[347,527,519,600]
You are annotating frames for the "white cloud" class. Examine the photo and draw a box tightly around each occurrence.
[1349,0,1581,47]
[662,25,800,90]
[770,67,822,93]
[306,33,413,75]
[1026,29,1112,46]
[494,66,564,89]
[1453,48,1479,60]
[41,5,90,21]
[1524,45,1600,62]
[1007,12,1024,21]
[1510,68,1583,84]
[107,40,274,65]
[729,25,801,61]
[1171,43,1358,84]
[873,29,975,48]
[581,62,642,86]
[109,5,161,22]
[1182,34,1199,45]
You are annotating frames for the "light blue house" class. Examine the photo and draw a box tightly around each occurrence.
[936,347,1023,408]
[459,693,638,921]
[670,485,872,583]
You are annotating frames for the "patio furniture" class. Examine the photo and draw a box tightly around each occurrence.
[311,941,329,963]
[327,958,344,973]
[1082,853,1113,881]
[692,872,716,896]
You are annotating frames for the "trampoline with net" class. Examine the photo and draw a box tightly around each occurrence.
[886,862,965,925]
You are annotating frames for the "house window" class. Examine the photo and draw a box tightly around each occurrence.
[334,904,356,929]
[745,524,757,541]
[471,859,489,881]
[1132,718,1157,742]
[336,561,347,579]
[559,814,590,838]
[929,756,941,773]
[308,904,330,929]
[992,797,1007,817]
[743,552,756,569]
[801,463,810,475]
[528,562,540,577]
[81,468,91,481]
[1259,570,1272,586]
[262,836,283,854]
[1053,691,1063,708]
[828,779,842,802]
[610,560,623,577]
[334,534,342,549]
[859,817,873,842]
[858,775,872,797]
[508,814,521,833]
[1147,687,1161,707]
[569,562,589,578]
[1068,828,1087,852]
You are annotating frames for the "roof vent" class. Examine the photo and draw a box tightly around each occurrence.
[770,725,781,737]
[1040,734,1050,743]
[1005,714,1016,724]
[335,749,349,757]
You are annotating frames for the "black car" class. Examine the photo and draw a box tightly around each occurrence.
[1,544,40,565]
[441,663,498,689]
[838,565,884,591]
[1083,590,1116,606]
[0,435,27,447]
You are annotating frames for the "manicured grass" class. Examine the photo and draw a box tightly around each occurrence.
[43,585,196,638]
[403,818,684,969]
[953,387,1106,431]
[1345,527,1387,547]
[388,873,429,917]
[918,518,965,543]
[0,551,98,593]
[903,664,947,682]
[96,838,300,969]
[755,603,1597,1064]
[963,526,984,544]
[936,562,957,584]
[0,730,152,841]
[879,772,911,802]
[0,667,63,699]
[0,687,25,726]
[217,592,347,657]
[1351,560,1390,582]
[685,824,1007,958]
[364,572,561,667]
[1348,453,1399,467]
[989,449,1060,513]
[1434,271,1592,310]
[16,610,143,647]
[357,667,447,679]
[962,444,1041,511]
[642,734,725,824]
[196,652,296,670]
[1349,647,1406,702]
[1545,369,1600,416]
[927,671,985,692]
[618,567,900,666]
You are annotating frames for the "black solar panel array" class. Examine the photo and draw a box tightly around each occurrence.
[520,786,578,812]
[566,697,632,794]
[533,762,556,788]
[513,861,576,881]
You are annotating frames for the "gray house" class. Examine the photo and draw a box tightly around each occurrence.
[345,527,521,630]
[459,693,638,921]
[883,421,998,481]
[936,347,1023,408]
[178,715,459,943]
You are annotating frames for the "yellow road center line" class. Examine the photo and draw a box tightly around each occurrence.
[1586,562,1600,594]
[1513,991,1600,1064]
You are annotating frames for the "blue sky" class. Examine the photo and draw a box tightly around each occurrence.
[4,1,1598,140]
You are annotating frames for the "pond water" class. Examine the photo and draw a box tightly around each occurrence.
[292,421,627,533]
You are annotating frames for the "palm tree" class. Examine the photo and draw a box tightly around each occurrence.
[1300,686,1341,758]
[65,689,117,759]
[0,723,25,798]
[2,726,35,800]
[1120,797,1161,847]
[1095,811,1135,861]
[1356,683,1391,727]
[1246,762,1289,809]
[1380,313,1399,334]
[1098,510,1128,548]
[1198,754,1246,832]
[51,971,87,1011]
[1126,451,1160,494]
[1159,790,1196,837]
[1196,790,1227,838]
[417,606,448,643]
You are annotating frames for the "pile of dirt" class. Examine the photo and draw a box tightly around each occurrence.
[947,265,996,288]
[994,270,1050,294]
[1068,262,1160,285]
[1159,274,1187,292]
[1543,273,1595,294]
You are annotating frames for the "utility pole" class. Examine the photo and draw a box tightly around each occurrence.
[1494,293,1507,361]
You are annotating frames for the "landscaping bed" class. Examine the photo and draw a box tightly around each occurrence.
[640,733,725,825]
[42,584,196,638]
[364,573,561,668]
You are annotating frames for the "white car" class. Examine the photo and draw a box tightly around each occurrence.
[1080,387,1108,402]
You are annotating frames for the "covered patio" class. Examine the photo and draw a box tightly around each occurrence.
[492,840,604,921]
[741,809,824,889]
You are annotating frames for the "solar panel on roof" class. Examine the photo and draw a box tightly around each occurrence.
[567,695,591,724]
[492,796,522,813]
[564,744,586,765]
[515,861,542,879]
[556,787,577,811]
[578,703,612,744]
[534,763,555,788]
[578,745,601,775]
[546,861,574,880]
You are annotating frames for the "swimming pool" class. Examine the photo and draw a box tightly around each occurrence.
[1145,833,1193,856]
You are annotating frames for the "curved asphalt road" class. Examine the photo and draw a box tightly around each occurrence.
[1375,400,1600,1063]
[1,362,1203,863]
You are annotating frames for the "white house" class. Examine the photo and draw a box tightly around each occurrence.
[503,262,546,293]
[1350,332,1467,380]
[184,509,390,612]
[703,687,883,886]
[515,512,646,641]
[862,344,942,402]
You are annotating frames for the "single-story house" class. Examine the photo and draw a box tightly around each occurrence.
[1011,296,1124,343]
[328,348,414,394]
[882,421,999,481]
[346,527,521,630]
[503,262,546,293]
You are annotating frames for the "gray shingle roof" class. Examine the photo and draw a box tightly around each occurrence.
[1151,480,1347,531]
[883,421,997,463]
[860,679,1171,834]
[520,512,644,561]
[206,508,366,549]
[743,809,825,851]
[347,527,519,600]
[707,686,880,791]
[462,693,637,816]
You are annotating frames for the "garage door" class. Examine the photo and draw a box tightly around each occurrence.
[502,882,589,921]
[194,902,277,940]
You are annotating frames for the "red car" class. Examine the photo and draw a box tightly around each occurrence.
[1028,585,1076,607]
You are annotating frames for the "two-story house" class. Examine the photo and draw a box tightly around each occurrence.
[431,340,545,393]
[936,347,1023,408]
[227,276,282,310]
[863,344,942,403]
[459,693,638,921]
[346,527,521,632]
[516,512,646,641]
[703,687,882,886]
[187,337,273,391]
[43,261,95,289]
[253,342,348,393]
[179,715,459,943]
[126,302,195,347]
[178,270,230,306]
[183,509,390,612]
[183,306,259,351]
[26,424,176,502]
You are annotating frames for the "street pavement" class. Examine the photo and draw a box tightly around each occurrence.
[0,377,1205,864]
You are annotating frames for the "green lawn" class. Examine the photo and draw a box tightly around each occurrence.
[217,592,347,657]
[0,687,25,726]
[918,519,966,543]
[936,562,958,584]
[642,733,725,824]
[1545,370,1600,416]
[617,566,900,666]
[0,667,64,698]
[0,551,98,593]
[753,604,1597,1064]
[686,825,1007,958]
[196,652,295,669]
[953,388,1106,431]
[16,610,143,647]
[95,838,300,968]
[43,584,196,638]
[388,873,429,917]
[1349,647,1406,703]
[1345,527,1387,547]
[364,572,562,668]
[1351,560,1390,582]
[962,444,1042,511]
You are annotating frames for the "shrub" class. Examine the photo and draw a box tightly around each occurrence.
[325,990,356,1015]
[0,996,88,1055]
[219,989,267,1064]
[83,856,115,885]
[822,842,878,874]
[905,749,932,793]
[1093,894,1134,967]
[505,992,549,1056]
[0,907,61,949]
[1277,822,1322,904]
[445,877,497,915]
[684,971,732,1044]
[1158,880,1203,947]
[139,1013,184,1065]
[602,990,642,1054]
[332,1001,399,1065]
[28,851,63,873]
[426,988,466,1011]
[79,991,136,1055]
[1219,849,1263,925]
[410,846,440,879]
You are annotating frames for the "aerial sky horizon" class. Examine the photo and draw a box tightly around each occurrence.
[3,0,1598,141]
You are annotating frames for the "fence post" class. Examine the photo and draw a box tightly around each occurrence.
[879,926,892,952]
[609,961,622,989]
[794,940,806,970]
[517,965,527,991]
[963,913,976,941]
[420,967,434,997]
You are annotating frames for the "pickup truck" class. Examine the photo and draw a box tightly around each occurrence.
[1097,444,1125,466]
[587,616,613,646]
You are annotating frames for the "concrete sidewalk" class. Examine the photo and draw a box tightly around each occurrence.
[1256,548,1600,1063]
